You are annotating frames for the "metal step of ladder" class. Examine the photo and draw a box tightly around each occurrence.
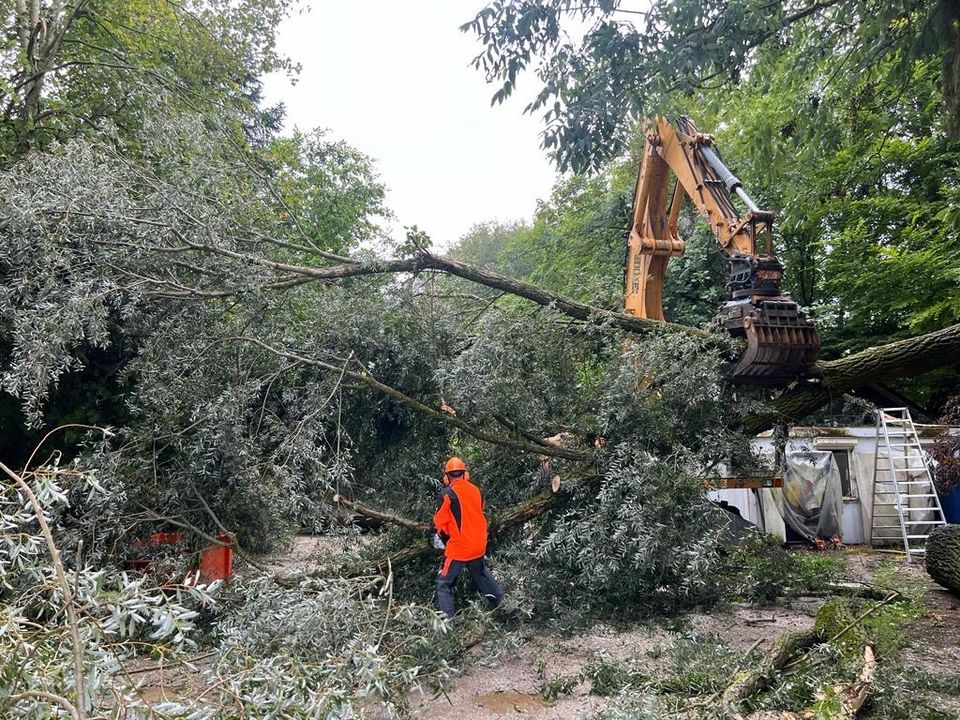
[870,407,946,562]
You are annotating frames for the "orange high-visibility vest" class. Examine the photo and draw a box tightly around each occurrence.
[433,473,488,561]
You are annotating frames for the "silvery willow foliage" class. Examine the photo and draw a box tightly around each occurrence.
[536,332,759,613]
[0,461,215,719]
[2,86,768,642]
[350,310,766,618]
[1,458,486,718]
[194,576,475,719]
[0,111,398,551]
[0,110,379,423]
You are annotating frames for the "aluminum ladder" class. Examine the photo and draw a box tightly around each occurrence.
[870,407,946,562]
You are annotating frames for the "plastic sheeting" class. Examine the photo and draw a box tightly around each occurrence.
[780,450,844,542]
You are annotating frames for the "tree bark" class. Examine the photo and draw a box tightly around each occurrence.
[12,0,85,155]
[747,322,960,434]
[416,252,707,339]
[182,245,708,340]
[722,628,820,706]
[333,494,429,533]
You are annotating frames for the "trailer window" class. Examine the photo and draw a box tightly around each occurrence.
[832,450,855,498]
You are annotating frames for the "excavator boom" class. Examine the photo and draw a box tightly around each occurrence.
[624,116,819,384]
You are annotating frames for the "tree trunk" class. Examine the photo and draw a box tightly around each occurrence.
[12,0,81,156]
[748,322,960,434]
[414,255,959,430]
[722,628,819,706]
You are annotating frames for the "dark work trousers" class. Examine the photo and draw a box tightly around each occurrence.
[436,556,504,619]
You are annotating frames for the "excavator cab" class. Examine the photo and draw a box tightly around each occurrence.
[623,116,820,384]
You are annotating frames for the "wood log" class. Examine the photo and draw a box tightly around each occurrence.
[745,322,960,434]
[722,628,820,706]
[786,582,897,602]
[737,644,876,720]
[333,495,428,533]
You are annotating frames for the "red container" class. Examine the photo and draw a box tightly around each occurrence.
[198,533,234,582]
[129,531,233,583]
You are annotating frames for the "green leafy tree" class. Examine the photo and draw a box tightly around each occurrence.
[264,130,389,255]
[462,0,960,407]
[701,45,960,356]
[498,172,629,307]
[1,0,297,160]
[448,153,727,325]
[462,0,960,172]
[450,220,529,271]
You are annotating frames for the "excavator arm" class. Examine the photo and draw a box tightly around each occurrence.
[624,116,819,384]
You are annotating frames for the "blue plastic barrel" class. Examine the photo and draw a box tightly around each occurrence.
[941,485,960,524]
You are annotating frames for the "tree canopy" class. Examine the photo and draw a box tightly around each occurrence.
[462,0,960,172]
[1,0,295,159]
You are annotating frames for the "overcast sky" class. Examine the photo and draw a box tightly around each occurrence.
[262,0,560,249]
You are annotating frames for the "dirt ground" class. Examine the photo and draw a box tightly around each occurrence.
[410,547,960,720]
[117,542,960,718]
[407,603,823,719]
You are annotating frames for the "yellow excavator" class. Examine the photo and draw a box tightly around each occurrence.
[624,116,820,384]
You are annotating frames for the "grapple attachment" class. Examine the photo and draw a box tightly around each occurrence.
[718,298,820,384]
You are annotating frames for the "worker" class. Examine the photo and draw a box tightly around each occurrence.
[433,456,504,620]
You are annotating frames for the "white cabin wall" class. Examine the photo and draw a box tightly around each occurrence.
[715,426,947,545]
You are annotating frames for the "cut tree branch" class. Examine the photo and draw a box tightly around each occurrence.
[0,460,87,719]
[273,473,603,585]
[722,628,819,707]
[85,215,960,430]
[6,691,80,720]
[161,238,709,341]
[333,494,429,533]
[414,252,706,339]
[205,240,959,432]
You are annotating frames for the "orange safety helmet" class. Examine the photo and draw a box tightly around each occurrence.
[443,456,468,485]
[444,456,467,474]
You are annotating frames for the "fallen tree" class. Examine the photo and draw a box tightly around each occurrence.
[723,595,892,719]
[722,628,820,707]
[159,242,960,436]
[205,247,960,574]
[268,473,604,586]
[733,645,876,720]
[5,118,959,590]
